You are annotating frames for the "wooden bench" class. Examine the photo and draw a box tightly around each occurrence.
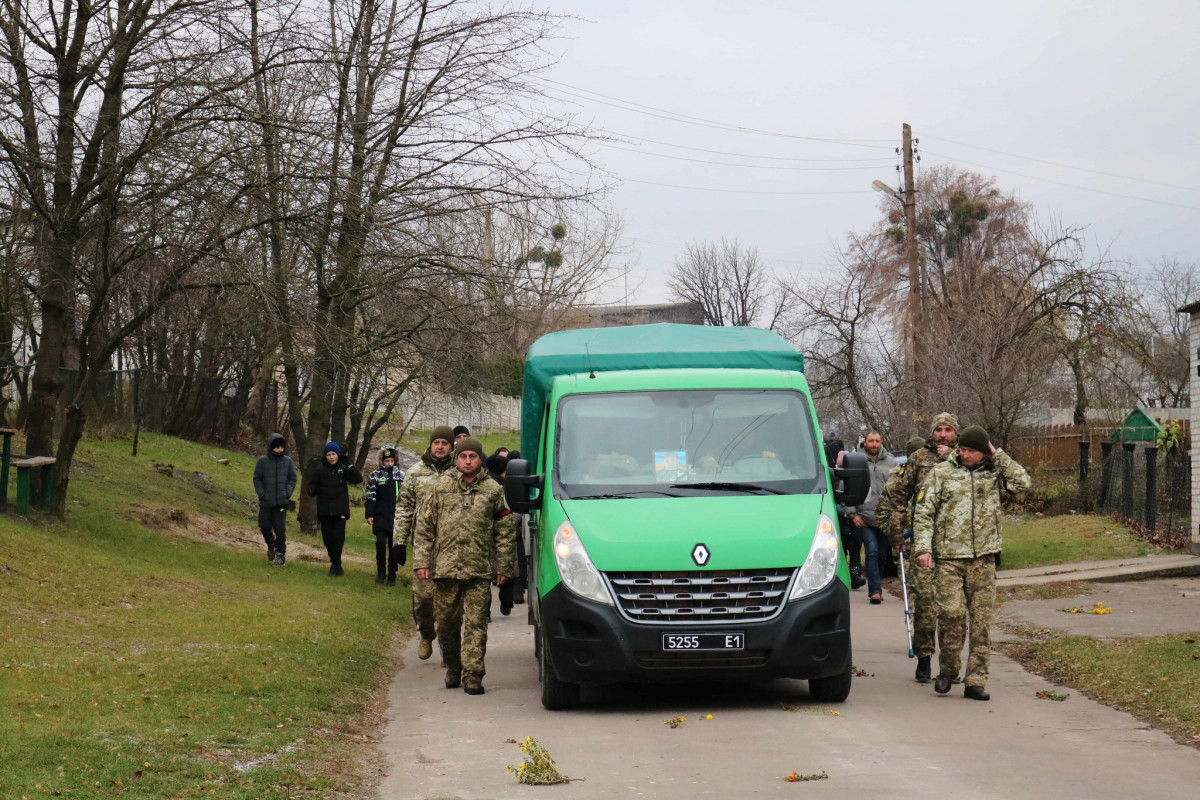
[14,456,56,516]
[0,427,17,507]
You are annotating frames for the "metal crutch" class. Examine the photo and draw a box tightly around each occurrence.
[898,546,915,658]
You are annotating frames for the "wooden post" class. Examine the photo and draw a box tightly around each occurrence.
[16,465,30,516]
[0,429,14,507]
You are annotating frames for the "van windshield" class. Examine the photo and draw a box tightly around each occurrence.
[554,389,823,499]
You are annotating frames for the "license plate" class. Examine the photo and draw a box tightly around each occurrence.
[662,632,745,651]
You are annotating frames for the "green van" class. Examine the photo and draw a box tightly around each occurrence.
[504,324,870,709]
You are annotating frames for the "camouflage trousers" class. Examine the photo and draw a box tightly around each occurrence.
[434,578,493,683]
[412,574,437,641]
[904,551,938,659]
[935,555,996,688]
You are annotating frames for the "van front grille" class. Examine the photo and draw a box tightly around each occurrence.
[605,568,795,625]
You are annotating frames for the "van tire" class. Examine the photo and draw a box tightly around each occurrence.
[808,646,852,703]
[539,626,581,710]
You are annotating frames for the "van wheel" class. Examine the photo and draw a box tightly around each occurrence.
[539,626,581,710]
[808,646,852,703]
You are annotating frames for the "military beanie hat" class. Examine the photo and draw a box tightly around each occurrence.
[430,425,454,444]
[905,436,925,456]
[930,412,960,433]
[454,437,485,460]
[958,425,990,454]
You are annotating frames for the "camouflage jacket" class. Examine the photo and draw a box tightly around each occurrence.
[394,452,452,547]
[913,449,1031,560]
[873,465,909,547]
[876,443,949,548]
[413,471,516,580]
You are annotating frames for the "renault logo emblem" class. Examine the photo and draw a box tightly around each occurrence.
[692,543,710,566]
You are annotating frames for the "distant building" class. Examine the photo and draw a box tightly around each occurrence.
[1176,299,1200,554]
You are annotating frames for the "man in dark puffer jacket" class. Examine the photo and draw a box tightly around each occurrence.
[253,433,297,566]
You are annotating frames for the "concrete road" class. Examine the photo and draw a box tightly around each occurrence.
[376,588,1200,799]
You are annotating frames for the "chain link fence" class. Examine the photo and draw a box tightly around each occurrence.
[1080,441,1191,544]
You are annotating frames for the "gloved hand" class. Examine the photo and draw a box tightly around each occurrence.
[393,544,407,567]
[903,529,913,540]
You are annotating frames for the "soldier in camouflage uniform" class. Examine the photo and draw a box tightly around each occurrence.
[396,425,456,660]
[874,414,960,683]
[413,437,516,695]
[913,425,1030,701]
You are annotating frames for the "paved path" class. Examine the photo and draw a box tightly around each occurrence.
[1000,576,1200,638]
[997,553,1200,587]
[376,587,1200,799]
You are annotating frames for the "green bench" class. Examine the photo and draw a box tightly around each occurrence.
[14,456,56,516]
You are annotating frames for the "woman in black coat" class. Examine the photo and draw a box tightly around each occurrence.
[307,441,363,576]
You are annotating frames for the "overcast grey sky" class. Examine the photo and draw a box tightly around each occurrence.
[541,0,1200,304]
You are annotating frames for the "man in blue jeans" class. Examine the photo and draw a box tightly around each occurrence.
[850,431,897,604]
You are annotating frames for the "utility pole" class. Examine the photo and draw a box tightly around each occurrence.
[901,123,925,419]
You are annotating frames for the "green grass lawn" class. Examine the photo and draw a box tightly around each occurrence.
[1001,514,1148,570]
[1005,634,1200,746]
[0,433,409,798]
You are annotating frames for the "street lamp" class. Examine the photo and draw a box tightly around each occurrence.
[871,180,902,203]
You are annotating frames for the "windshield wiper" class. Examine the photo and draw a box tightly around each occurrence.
[570,490,682,499]
[671,482,788,495]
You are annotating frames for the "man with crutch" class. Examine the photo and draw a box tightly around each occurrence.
[876,435,937,680]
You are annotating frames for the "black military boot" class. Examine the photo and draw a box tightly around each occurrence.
[849,563,866,590]
[964,685,990,701]
[934,673,955,694]
[267,544,276,563]
[915,656,931,683]
[444,670,461,689]
[375,572,386,585]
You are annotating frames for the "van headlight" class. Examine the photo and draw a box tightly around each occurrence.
[789,515,840,600]
[554,521,613,606]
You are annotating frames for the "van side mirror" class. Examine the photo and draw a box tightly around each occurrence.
[832,452,871,507]
[504,459,543,514]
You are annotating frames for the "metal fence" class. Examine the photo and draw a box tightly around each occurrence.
[1079,441,1191,540]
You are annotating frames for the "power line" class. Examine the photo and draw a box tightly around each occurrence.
[536,77,893,150]
[594,141,890,171]
[923,134,1199,193]
[921,150,1200,212]
[623,177,871,196]
[609,131,894,163]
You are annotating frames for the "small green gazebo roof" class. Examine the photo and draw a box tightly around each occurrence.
[1109,407,1162,442]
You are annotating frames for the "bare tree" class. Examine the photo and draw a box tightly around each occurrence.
[778,239,907,440]
[1101,258,1196,409]
[668,238,787,328]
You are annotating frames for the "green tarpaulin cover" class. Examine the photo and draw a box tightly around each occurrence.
[519,324,805,463]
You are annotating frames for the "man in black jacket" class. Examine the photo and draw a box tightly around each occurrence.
[308,442,364,576]
[252,433,297,566]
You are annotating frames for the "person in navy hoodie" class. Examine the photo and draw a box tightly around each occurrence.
[307,442,363,576]
[365,445,406,586]
[253,433,296,566]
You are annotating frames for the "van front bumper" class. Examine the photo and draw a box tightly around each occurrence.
[539,579,850,685]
